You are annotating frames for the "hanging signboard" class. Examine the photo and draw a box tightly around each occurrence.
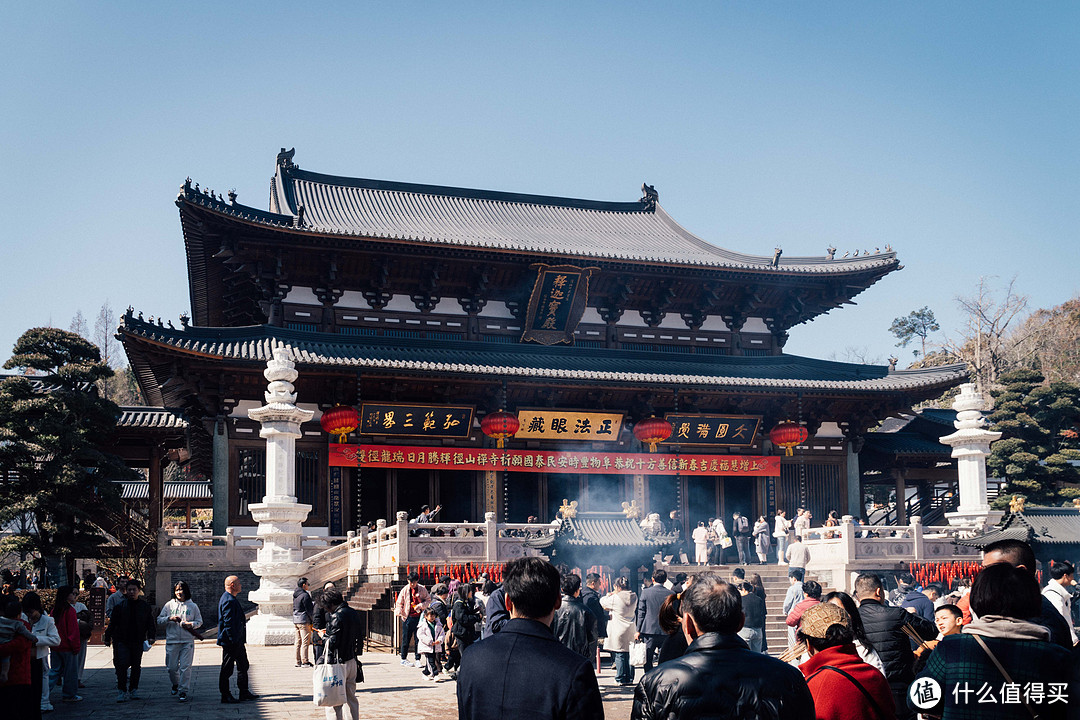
[329,444,780,476]
[359,403,474,439]
[514,410,623,442]
[328,467,343,536]
[521,264,597,345]
[662,414,761,447]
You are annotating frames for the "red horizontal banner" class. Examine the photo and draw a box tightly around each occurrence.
[329,444,780,476]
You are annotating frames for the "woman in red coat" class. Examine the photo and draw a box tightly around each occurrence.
[798,602,895,720]
[49,586,81,703]
[0,603,36,719]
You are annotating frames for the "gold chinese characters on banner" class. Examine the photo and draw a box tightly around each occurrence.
[514,410,623,442]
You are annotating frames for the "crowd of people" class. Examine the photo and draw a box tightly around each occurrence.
[0,532,1076,719]
[447,537,1079,719]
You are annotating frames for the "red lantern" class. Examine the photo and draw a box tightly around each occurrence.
[769,420,808,456]
[320,405,359,442]
[481,410,519,449]
[633,416,673,452]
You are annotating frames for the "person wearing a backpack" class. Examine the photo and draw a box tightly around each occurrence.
[732,512,752,566]
[445,584,481,680]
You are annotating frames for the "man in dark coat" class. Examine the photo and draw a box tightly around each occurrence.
[323,586,364,719]
[896,572,934,623]
[483,584,509,637]
[457,557,603,720]
[635,569,674,672]
[855,574,935,720]
[552,573,596,658]
[632,572,814,720]
[102,579,155,701]
[217,575,256,704]
[580,573,607,662]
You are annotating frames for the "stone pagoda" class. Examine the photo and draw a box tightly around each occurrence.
[246,346,314,645]
[942,383,1004,528]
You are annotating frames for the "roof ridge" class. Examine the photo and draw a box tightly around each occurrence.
[281,165,651,214]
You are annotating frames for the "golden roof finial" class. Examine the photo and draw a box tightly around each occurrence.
[558,499,578,519]
[621,500,642,520]
[1009,494,1026,514]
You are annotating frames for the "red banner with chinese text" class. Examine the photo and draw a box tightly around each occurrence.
[329,444,780,476]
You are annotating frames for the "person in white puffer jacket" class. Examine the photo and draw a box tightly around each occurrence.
[22,592,60,713]
[156,580,203,702]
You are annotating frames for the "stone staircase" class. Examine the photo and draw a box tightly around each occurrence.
[664,563,823,655]
[346,578,395,650]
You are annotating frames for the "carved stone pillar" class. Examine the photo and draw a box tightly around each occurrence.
[941,383,1004,528]
[245,348,314,645]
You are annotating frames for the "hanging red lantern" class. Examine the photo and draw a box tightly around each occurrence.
[320,405,359,442]
[481,410,519,449]
[633,416,673,452]
[769,420,808,456]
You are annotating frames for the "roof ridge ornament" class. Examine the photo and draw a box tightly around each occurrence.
[640,183,658,212]
[276,147,297,170]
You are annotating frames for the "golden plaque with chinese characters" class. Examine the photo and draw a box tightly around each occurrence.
[514,410,623,442]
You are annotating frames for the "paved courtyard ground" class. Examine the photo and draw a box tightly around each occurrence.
[47,642,635,719]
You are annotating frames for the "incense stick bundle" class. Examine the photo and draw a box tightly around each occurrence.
[901,624,931,652]
[779,642,806,663]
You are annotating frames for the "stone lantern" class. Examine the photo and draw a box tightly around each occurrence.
[245,346,314,644]
[941,383,1004,528]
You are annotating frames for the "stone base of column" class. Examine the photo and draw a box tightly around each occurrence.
[945,508,1004,528]
[245,612,298,646]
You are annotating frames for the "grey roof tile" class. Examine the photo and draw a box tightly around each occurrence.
[178,169,900,273]
[119,313,968,394]
[117,406,188,430]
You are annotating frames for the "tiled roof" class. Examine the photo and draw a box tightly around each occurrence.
[177,164,900,273]
[117,407,188,431]
[862,432,951,457]
[955,507,1080,547]
[119,313,969,394]
[116,481,211,501]
[561,513,678,547]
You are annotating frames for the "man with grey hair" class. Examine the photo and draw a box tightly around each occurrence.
[632,572,814,719]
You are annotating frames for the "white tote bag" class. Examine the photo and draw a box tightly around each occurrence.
[629,641,647,668]
[313,641,347,708]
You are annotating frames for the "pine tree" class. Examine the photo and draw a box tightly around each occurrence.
[0,327,138,584]
[986,368,1080,507]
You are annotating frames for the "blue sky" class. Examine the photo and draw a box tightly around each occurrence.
[2,3,1077,367]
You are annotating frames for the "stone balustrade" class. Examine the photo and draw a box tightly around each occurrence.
[802,515,981,591]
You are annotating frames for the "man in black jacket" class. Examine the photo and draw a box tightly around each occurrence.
[855,573,935,720]
[322,586,364,720]
[102,579,156,702]
[580,573,608,664]
[218,575,255,704]
[552,573,596,658]
[292,577,314,667]
[457,557,603,720]
[632,572,814,720]
[636,569,674,672]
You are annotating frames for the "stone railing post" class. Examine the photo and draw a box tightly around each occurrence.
[484,512,498,561]
[840,515,856,563]
[396,511,410,566]
[910,516,924,560]
[225,527,236,565]
[376,519,387,572]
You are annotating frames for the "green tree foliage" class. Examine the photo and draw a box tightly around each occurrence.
[0,328,138,583]
[986,368,1080,507]
[889,306,940,358]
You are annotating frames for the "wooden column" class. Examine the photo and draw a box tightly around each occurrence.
[148,447,163,534]
[484,470,498,519]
